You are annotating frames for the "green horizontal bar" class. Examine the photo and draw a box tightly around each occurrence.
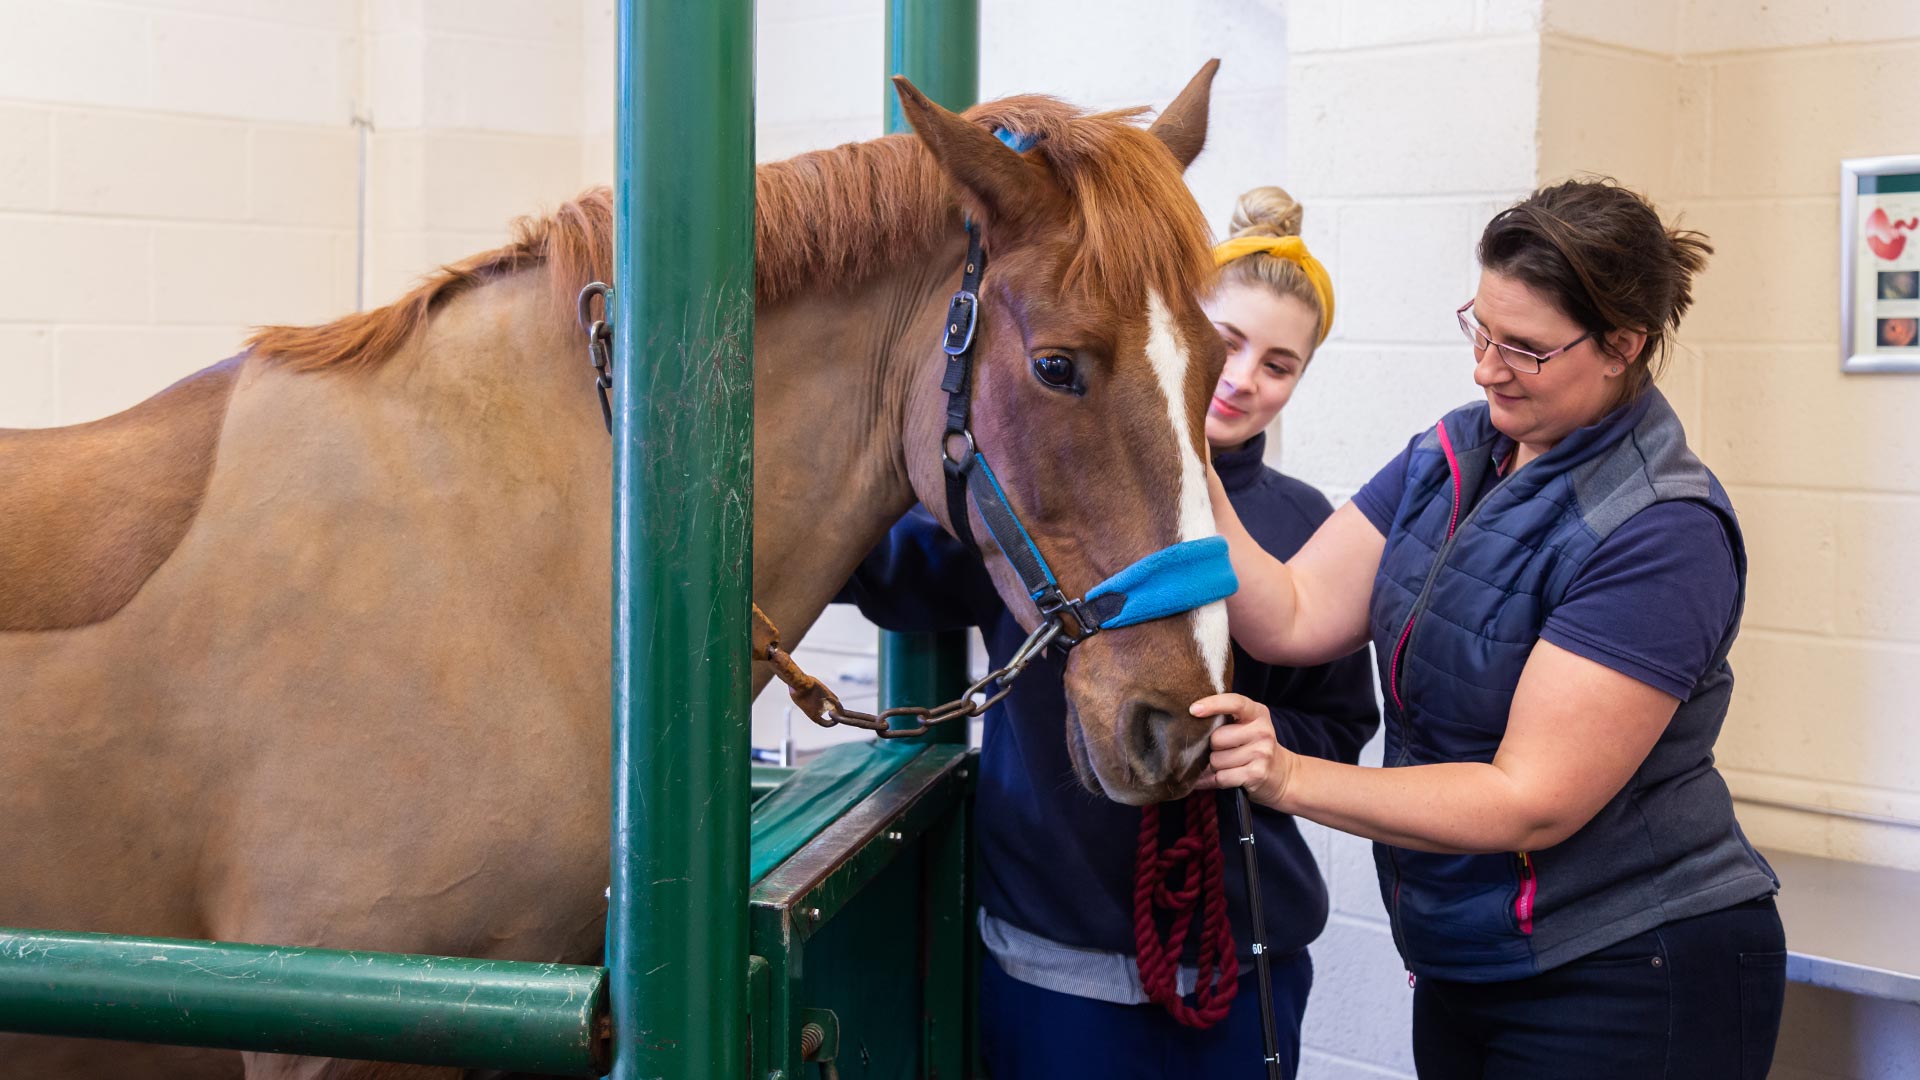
[0,928,606,1076]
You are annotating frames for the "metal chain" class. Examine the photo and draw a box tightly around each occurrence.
[819,619,1061,739]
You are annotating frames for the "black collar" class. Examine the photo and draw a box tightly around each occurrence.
[1210,432,1269,494]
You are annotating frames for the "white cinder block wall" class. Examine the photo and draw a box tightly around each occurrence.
[7,0,1919,1073]
[0,0,602,429]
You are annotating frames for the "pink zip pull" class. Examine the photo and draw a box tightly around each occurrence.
[1514,851,1537,935]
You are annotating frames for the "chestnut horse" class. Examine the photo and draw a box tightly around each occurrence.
[0,68,1229,1078]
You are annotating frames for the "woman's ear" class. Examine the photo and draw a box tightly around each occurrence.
[1600,326,1647,369]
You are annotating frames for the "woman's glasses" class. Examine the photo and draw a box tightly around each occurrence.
[1456,300,1595,374]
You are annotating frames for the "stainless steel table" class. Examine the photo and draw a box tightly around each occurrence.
[1764,847,1920,1003]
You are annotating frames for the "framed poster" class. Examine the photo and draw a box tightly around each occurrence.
[1842,156,1920,373]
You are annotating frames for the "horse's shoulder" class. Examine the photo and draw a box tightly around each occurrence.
[0,354,243,631]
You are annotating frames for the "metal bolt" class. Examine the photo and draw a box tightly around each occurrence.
[806,907,822,925]
[1651,956,1664,968]
[886,831,903,842]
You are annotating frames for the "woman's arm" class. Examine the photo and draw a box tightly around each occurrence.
[1195,638,1680,854]
[1210,464,1384,667]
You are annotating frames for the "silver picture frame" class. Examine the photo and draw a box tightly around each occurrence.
[1841,155,1920,373]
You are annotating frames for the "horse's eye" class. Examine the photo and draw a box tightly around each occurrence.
[1031,353,1078,391]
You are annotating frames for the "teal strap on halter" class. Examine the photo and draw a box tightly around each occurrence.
[1084,537,1237,630]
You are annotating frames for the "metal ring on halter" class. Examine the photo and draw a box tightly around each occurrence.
[577,281,611,336]
[941,429,976,473]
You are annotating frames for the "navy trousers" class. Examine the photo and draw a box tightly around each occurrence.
[979,948,1312,1080]
[1412,896,1787,1079]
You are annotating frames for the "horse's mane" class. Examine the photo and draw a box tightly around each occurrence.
[250,95,1212,373]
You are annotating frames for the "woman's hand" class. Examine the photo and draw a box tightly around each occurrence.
[1190,693,1296,810]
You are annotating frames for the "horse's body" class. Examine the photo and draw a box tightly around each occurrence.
[0,72,1228,1078]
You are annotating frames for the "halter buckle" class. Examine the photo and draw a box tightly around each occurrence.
[941,290,979,356]
[1035,586,1099,648]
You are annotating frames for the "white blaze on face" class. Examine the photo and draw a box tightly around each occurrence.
[1144,290,1231,692]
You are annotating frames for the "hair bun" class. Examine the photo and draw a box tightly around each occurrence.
[1229,185,1304,239]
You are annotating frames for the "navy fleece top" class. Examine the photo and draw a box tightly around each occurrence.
[836,433,1380,960]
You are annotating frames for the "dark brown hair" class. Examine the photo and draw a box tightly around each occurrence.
[1477,179,1711,400]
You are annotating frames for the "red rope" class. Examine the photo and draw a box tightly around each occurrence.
[1132,793,1239,1028]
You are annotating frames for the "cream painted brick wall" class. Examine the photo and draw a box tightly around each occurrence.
[0,104,52,210]
[1721,632,1920,804]
[1727,485,1838,634]
[50,324,249,421]
[0,217,153,324]
[1536,40,1684,194]
[1708,41,1920,198]
[152,222,346,326]
[1542,0,1677,55]
[1288,40,1540,198]
[1683,0,1920,53]
[0,326,56,426]
[147,10,355,125]
[0,1,156,112]
[250,126,359,229]
[53,110,250,221]
[1833,497,1920,643]
[1702,345,1920,495]
[1681,198,1838,345]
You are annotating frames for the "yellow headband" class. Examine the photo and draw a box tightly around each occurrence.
[1211,236,1336,347]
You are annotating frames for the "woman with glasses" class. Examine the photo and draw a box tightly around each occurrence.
[838,187,1379,1079]
[1192,179,1786,1077]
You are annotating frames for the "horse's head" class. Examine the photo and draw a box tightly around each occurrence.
[895,64,1230,806]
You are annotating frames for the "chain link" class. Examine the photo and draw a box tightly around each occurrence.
[820,620,1062,739]
[577,281,614,432]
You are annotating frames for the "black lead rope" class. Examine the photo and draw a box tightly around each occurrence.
[1235,789,1285,1080]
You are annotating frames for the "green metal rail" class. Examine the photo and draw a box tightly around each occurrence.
[607,0,756,1076]
[0,929,606,1075]
[880,0,980,741]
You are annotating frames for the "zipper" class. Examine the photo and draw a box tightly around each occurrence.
[1387,422,1467,712]
[1514,851,1537,935]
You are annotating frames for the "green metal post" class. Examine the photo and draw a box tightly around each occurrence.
[882,0,978,741]
[609,1,754,1077]
[884,0,980,129]
[0,929,607,1076]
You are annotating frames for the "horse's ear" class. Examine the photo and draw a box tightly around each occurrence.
[1148,59,1220,171]
[892,75,1051,231]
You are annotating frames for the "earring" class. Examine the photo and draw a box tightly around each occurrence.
[1609,366,1622,375]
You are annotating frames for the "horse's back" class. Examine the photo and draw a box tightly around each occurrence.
[0,355,242,631]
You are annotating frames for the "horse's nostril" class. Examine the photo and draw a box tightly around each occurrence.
[1125,701,1164,777]
[1124,701,1204,786]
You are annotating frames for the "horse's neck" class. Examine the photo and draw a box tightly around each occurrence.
[749,240,963,652]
